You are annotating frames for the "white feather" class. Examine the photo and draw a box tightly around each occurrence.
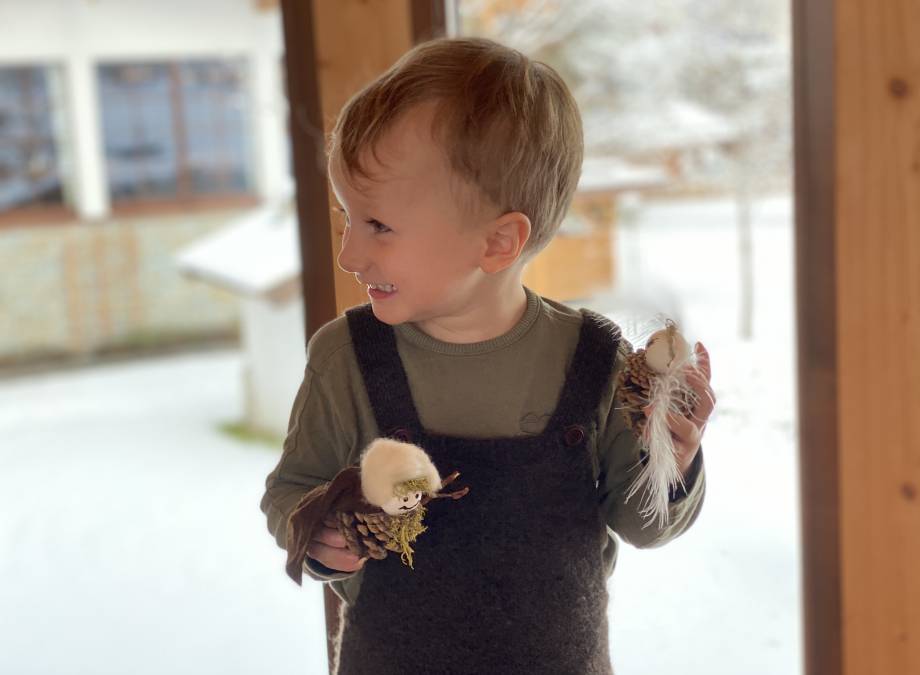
[623,348,696,528]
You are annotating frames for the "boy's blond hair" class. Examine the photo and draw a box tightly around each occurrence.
[328,37,583,261]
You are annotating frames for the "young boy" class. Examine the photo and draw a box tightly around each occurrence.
[261,37,713,675]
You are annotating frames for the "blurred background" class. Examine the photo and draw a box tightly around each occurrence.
[0,1,798,673]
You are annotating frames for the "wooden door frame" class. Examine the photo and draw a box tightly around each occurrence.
[279,2,447,670]
[280,1,859,673]
[793,0,840,673]
[280,0,335,337]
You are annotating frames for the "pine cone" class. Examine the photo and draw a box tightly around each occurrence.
[335,509,422,561]
[616,349,655,433]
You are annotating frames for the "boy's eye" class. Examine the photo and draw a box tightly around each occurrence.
[332,206,390,234]
[365,218,392,234]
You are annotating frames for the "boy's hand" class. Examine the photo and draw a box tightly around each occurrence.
[307,514,368,573]
[644,342,716,477]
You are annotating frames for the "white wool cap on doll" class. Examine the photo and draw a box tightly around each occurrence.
[359,438,442,507]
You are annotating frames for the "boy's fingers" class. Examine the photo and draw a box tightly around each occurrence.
[685,343,716,426]
[685,368,711,391]
[313,524,347,548]
[645,385,715,431]
[685,373,716,424]
[689,401,715,428]
[665,409,700,446]
[306,541,365,572]
[644,405,702,447]
[693,342,711,381]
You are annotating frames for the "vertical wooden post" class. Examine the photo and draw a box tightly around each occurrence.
[796,0,920,673]
[280,0,336,339]
[793,1,841,673]
[279,2,445,671]
[835,1,920,673]
[311,0,416,316]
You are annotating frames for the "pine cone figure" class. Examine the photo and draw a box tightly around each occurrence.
[615,348,694,434]
[284,439,469,585]
[613,322,702,528]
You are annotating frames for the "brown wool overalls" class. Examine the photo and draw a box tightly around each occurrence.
[335,303,621,675]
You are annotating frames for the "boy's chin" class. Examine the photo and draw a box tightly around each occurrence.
[368,300,406,325]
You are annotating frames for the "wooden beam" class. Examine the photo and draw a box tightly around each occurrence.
[311,0,415,315]
[835,0,920,672]
[793,0,841,673]
[411,0,449,43]
[279,2,446,672]
[280,0,337,339]
[797,0,920,673]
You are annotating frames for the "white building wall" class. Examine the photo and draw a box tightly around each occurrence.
[0,0,283,62]
[240,297,306,437]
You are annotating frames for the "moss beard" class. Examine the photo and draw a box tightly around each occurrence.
[387,505,427,569]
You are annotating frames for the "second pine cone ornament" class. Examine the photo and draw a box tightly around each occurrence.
[615,319,699,528]
[285,438,469,585]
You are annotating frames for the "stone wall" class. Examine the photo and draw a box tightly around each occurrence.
[0,209,244,365]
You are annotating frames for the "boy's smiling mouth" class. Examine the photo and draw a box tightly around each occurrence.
[366,282,398,300]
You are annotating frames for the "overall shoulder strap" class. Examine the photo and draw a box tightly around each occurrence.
[345,304,423,439]
[544,308,621,434]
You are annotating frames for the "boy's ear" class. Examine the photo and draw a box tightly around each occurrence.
[479,211,531,274]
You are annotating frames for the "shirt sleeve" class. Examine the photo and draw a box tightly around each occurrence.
[596,339,706,549]
[304,556,358,582]
[666,446,704,502]
[259,342,362,583]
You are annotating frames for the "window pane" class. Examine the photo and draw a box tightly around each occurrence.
[0,66,64,212]
[180,60,250,195]
[99,63,178,201]
[98,59,251,202]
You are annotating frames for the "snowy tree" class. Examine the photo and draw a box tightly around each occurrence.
[676,0,791,339]
[459,0,791,339]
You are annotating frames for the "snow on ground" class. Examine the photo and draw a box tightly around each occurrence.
[0,353,328,675]
[0,194,800,675]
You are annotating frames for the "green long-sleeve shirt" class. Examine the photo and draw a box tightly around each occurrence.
[260,285,705,605]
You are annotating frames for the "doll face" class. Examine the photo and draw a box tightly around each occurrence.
[645,329,690,374]
[382,490,423,516]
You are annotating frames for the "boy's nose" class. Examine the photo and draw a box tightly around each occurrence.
[336,226,367,275]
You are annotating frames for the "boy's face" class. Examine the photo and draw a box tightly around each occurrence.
[331,103,493,330]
